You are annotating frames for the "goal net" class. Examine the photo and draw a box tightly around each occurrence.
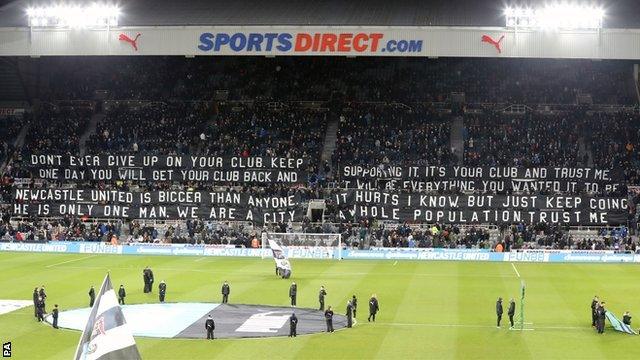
[261,232,342,259]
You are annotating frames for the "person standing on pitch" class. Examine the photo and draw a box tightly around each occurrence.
[205,315,215,339]
[148,267,154,292]
[118,285,126,305]
[508,298,516,328]
[352,295,358,318]
[159,280,167,303]
[32,287,39,319]
[51,304,59,329]
[319,285,327,311]
[346,300,354,328]
[143,267,150,293]
[596,302,606,334]
[368,294,379,322]
[289,312,298,337]
[39,286,47,313]
[325,306,335,332]
[89,286,95,307]
[221,281,230,304]
[289,282,297,307]
[36,296,45,322]
[496,297,503,328]
[591,295,599,327]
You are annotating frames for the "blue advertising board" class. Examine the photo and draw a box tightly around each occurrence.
[1,242,638,263]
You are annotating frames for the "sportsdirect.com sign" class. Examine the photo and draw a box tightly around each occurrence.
[198,32,423,54]
[3,25,640,58]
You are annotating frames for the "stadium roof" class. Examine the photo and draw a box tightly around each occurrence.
[0,0,639,28]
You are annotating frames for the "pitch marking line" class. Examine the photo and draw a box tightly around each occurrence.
[45,255,98,268]
[510,263,521,278]
[194,257,207,262]
[52,265,516,278]
[54,265,515,278]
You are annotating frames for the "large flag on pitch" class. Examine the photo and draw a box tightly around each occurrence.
[74,274,141,360]
[605,311,637,335]
[269,239,292,278]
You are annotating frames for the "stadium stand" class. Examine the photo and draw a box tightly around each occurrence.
[0,56,639,251]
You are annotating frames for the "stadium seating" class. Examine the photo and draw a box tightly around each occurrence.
[1,57,639,251]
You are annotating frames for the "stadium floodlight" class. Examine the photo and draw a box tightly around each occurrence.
[504,4,604,30]
[26,3,120,28]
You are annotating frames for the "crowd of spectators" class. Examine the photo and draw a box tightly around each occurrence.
[364,223,493,249]
[585,111,640,182]
[0,217,119,242]
[23,103,92,155]
[87,102,326,173]
[335,105,453,167]
[496,223,638,252]
[464,111,582,167]
[199,104,327,164]
[1,57,639,250]
[87,101,209,154]
[0,115,22,164]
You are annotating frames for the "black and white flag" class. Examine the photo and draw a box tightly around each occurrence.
[74,274,141,360]
[269,239,292,278]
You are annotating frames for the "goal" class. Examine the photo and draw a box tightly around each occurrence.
[261,232,343,259]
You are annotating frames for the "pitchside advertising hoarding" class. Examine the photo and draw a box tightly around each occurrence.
[1,242,639,263]
[2,26,640,59]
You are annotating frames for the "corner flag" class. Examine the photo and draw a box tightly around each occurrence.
[74,274,141,360]
[605,311,637,335]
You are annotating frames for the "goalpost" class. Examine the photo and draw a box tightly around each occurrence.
[261,232,343,260]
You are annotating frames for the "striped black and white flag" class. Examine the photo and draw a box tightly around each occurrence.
[74,274,141,360]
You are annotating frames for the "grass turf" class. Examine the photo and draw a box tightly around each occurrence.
[1,252,640,359]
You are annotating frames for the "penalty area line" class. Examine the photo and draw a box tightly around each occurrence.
[510,263,521,278]
[45,255,98,268]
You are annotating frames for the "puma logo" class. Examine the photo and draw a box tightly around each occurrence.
[481,34,504,53]
[119,33,141,51]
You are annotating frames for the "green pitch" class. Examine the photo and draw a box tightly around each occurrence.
[1,252,640,359]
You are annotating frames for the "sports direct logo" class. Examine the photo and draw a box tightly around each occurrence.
[198,32,423,54]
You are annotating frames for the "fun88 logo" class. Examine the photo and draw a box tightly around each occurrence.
[198,32,423,54]
[79,243,122,254]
